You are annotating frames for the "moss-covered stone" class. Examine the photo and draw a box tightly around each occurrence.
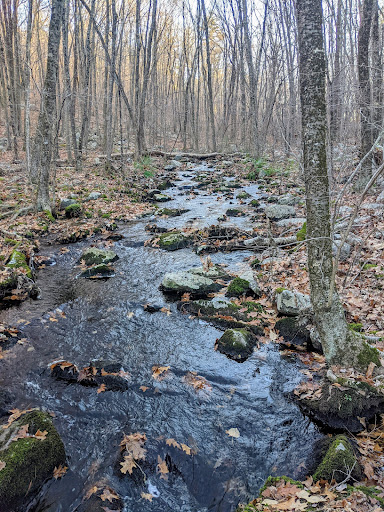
[236,192,251,199]
[226,277,251,297]
[356,342,381,369]
[313,435,360,482]
[225,208,245,217]
[275,317,310,349]
[259,476,304,495]
[44,209,56,223]
[216,328,255,362]
[158,231,192,251]
[65,203,82,218]
[0,410,66,511]
[248,199,260,208]
[349,322,363,332]
[6,250,32,278]
[296,221,307,242]
[78,247,118,266]
[79,264,115,279]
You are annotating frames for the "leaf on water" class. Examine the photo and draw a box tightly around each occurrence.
[166,438,181,449]
[120,454,137,475]
[225,427,240,439]
[269,329,279,341]
[49,317,58,322]
[84,485,99,500]
[120,432,147,460]
[182,371,211,391]
[181,443,192,455]
[34,429,48,440]
[160,307,172,316]
[139,385,149,392]
[100,488,119,502]
[78,366,97,382]
[97,384,106,394]
[53,465,68,479]
[152,365,170,380]
[141,492,154,502]
[0,461,6,471]
[157,455,169,480]
[127,311,135,318]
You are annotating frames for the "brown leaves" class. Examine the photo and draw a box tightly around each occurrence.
[165,438,192,455]
[100,488,119,502]
[97,383,106,394]
[182,371,211,391]
[120,432,147,475]
[2,408,35,429]
[141,492,154,501]
[78,365,97,382]
[0,461,6,472]
[53,465,68,479]
[152,365,170,380]
[157,455,169,480]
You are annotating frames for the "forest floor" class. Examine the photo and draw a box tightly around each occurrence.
[1,150,384,511]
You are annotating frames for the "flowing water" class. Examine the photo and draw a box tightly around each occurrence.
[0,164,321,512]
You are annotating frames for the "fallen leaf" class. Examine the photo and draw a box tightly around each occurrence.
[120,454,137,474]
[226,427,240,438]
[181,443,192,455]
[152,365,170,380]
[34,429,48,440]
[97,383,107,394]
[0,461,5,471]
[139,386,149,392]
[85,485,99,500]
[141,492,154,502]
[53,465,68,479]
[100,488,119,502]
[166,438,181,449]
[127,311,135,318]
[157,455,169,480]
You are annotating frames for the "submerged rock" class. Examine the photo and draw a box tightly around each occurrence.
[79,264,115,279]
[158,231,192,251]
[265,204,296,221]
[216,328,256,362]
[313,435,361,482]
[0,410,66,512]
[275,289,311,316]
[78,247,119,266]
[160,270,222,297]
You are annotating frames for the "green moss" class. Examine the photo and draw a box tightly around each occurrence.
[362,263,377,270]
[357,342,381,369]
[348,486,384,506]
[158,232,191,251]
[259,476,304,496]
[0,411,66,510]
[349,323,363,332]
[236,192,251,199]
[275,287,286,294]
[225,208,243,216]
[313,435,359,482]
[4,239,21,247]
[226,277,250,297]
[65,203,82,218]
[250,258,260,268]
[6,250,32,278]
[248,199,260,208]
[242,301,264,313]
[296,221,307,242]
[44,209,55,223]
[220,328,250,350]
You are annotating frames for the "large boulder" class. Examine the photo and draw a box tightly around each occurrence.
[275,289,311,316]
[265,204,296,221]
[158,232,192,251]
[0,410,66,512]
[189,265,231,281]
[313,435,361,483]
[160,270,222,297]
[226,273,261,298]
[78,248,118,266]
[216,328,256,362]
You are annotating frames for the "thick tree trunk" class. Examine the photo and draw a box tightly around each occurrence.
[32,0,63,212]
[296,0,376,369]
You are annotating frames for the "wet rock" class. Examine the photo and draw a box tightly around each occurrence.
[153,193,172,202]
[158,231,192,251]
[275,317,311,350]
[75,489,122,511]
[0,410,66,512]
[275,289,311,316]
[164,160,182,171]
[265,204,296,221]
[236,192,251,199]
[65,203,82,218]
[78,247,119,266]
[157,208,189,217]
[0,390,13,418]
[237,270,261,296]
[216,328,256,362]
[226,208,245,217]
[147,189,161,198]
[298,383,384,432]
[60,198,77,210]
[79,264,115,279]
[312,435,361,482]
[160,270,222,297]
[189,265,231,281]
[50,360,130,391]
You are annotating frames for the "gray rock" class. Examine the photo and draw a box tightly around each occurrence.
[377,190,384,202]
[170,159,182,168]
[265,204,296,221]
[78,247,119,266]
[332,240,351,261]
[275,217,306,228]
[310,326,323,352]
[158,231,192,251]
[237,270,261,296]
[276,289,311,316]
[60,198,76,210]
[153,193,172,202]
[85,191,102,201]
[161,270,222,296]
[361,203,382,211]
[189,265,230,280]
[278,194,301,206]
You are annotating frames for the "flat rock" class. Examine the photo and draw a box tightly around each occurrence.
[78,248,118,266]
[276,289,311,316]
[275,217,306,228]
[160,270,222,297]
[265,204,296,221]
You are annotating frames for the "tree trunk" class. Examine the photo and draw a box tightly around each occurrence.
[296,0,376,369]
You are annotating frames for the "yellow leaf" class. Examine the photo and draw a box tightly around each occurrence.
[141,492,154,502]
[157,455,169,480]
[225,427,240,438]
[166,438,181,449]
[120,454,137,474]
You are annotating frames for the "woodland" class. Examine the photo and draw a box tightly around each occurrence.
[0,0,384,511]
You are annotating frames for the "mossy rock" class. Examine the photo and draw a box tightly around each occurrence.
[157,208,189,217]
[153,193,172,202]
[226,277,251,297]
[236,192,251,199]
[0,410,66,511]
[161,270,222,297]
[79,264,115,279]
[297,383,384,432]
[313,435,361,482]
[6,250,32,278]
[158,231,192,251]
[216,328,255,362]
[225,208,245,217]
[65,203,82,218]
[78,247,118,266]
[296,221,307,242]
[275,317,310,349]
[248,199,260,208]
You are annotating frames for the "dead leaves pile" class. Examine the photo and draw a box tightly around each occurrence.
[120,432,147,475]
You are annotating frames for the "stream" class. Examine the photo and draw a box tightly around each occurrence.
[0,163,321,512]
